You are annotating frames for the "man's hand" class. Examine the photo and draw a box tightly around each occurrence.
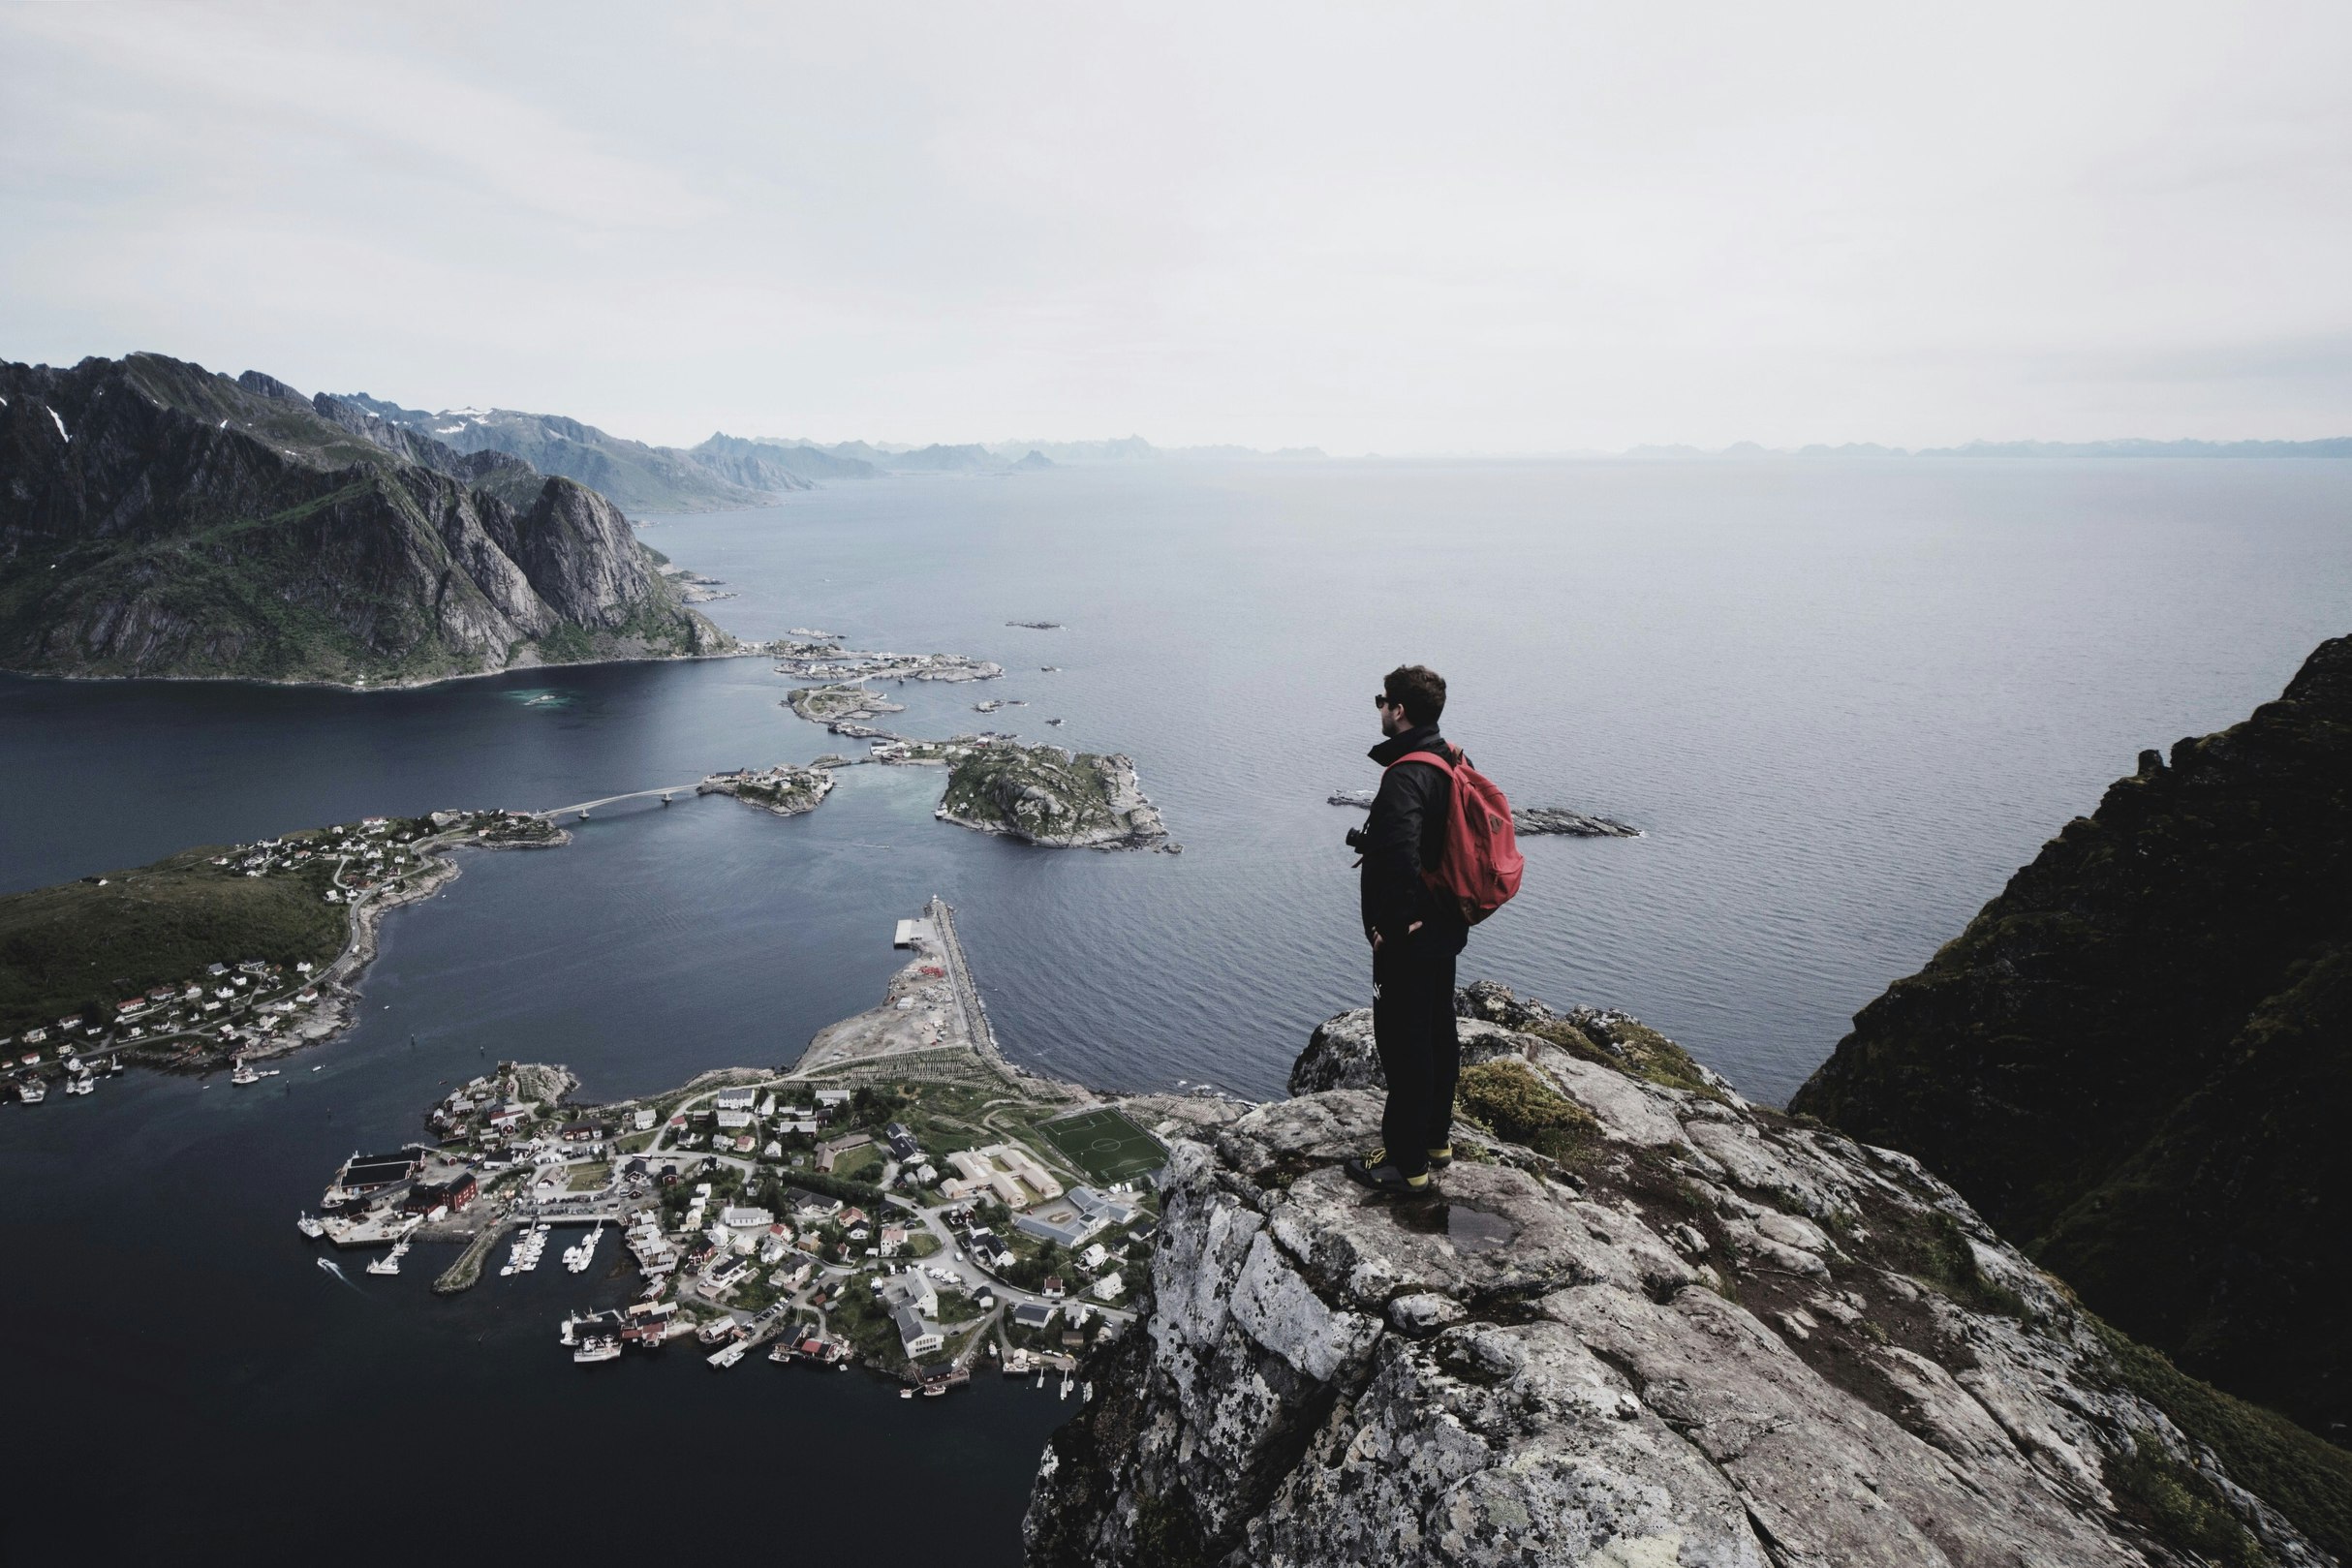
[1370,920,1425,952]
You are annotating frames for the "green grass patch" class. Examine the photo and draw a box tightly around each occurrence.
[2105,1430,2267,1567]
[1037,1109,1167,1184]
[2093,1317,2352,1561]
[1456,1058,1599,1165]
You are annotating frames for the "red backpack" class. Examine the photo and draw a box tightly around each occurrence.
[1389,745,1524,924]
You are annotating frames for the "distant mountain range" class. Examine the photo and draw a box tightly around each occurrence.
[338,395,796,514]
[733,433,1329,470]
[0,354,729,685]
[322,402,1328,513]
[1624,437,2352,459]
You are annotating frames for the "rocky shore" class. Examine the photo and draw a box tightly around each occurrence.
[1023,983,2343,1568]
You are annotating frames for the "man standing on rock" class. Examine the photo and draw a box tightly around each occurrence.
[1346,664,1470,1194]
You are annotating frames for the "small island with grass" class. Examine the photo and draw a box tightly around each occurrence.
[940,744,1169,850]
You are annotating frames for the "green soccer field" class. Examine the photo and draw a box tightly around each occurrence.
[1037,1108,1168,1184]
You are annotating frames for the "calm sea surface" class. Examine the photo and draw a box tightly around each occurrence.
[2,458,2347,1558]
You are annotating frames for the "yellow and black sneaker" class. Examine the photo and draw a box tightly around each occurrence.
[1426,1146,1455,1171]
[1344,1147,1432,1194]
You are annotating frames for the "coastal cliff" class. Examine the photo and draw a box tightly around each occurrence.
[1791,634,2352,1441]
[1024,985,2350,1567]
[0,353,731,684]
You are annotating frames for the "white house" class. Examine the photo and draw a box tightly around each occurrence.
[1091,1271,1126,1302]
[893,1305,943,1358]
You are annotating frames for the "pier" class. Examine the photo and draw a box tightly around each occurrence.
[927,896,1013,1079]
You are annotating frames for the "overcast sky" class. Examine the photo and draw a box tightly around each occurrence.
[4,2,2349,452]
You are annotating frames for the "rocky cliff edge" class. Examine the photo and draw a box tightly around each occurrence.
[1024,983,2340,1568]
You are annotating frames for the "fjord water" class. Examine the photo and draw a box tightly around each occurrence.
[3,458,2349,1559]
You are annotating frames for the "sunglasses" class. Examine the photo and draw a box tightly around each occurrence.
[1375,693,1401,710]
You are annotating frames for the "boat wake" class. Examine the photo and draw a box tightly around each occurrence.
[316,1257,360,1292]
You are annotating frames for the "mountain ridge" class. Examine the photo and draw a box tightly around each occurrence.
[0,352,731,685]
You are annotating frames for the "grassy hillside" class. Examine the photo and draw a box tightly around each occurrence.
[0,838,354,1042]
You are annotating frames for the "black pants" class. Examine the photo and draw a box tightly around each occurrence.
[1373,933,1459,1176]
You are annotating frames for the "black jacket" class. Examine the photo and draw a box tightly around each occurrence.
[1359,724,1470,953]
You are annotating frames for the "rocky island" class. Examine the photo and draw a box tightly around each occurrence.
[0,354,736,685]
[941,744,1170,850]
[1331,790,1641,838]
[697,765,836,817]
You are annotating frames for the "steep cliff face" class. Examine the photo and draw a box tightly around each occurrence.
[1791,635,2352,1439]
[1026,986,2349,1568]
[0,353,731,684]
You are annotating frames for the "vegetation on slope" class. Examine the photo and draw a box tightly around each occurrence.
[0,841,354,1041]
[1791,633,2352,1440]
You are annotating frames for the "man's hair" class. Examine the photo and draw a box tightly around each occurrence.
[1382,664,1446,727]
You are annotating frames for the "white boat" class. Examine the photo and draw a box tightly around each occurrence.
[230,1062,260,1086]
[564,1224,603,1273]
[295,1213,325,1239]
[366,1240,410,1275]
[64,1076,94,1096]
[573,1338,621,1364]
[16,1079,43,1105]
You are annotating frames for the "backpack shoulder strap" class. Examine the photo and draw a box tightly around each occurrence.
[1386,750,1456,773]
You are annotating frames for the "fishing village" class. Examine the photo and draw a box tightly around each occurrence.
[294,897,1193,1401]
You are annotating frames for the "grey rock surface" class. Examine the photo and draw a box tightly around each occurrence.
[1025,988,2337,1568]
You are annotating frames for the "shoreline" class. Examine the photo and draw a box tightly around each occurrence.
[0,646,771,697]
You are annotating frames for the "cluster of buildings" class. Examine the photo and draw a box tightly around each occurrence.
[940,1143,1063,1207]
[1011,1182,1146,1250]
[7,957,325,1081]
[660,1084,847,1156]
[310,1146,480,1243]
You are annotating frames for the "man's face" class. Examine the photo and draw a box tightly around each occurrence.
[1377,693,1410,737]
